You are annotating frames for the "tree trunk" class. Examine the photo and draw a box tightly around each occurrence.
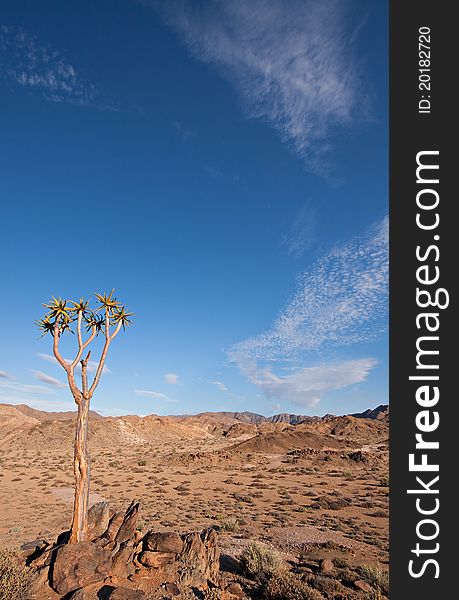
[69,396,91,543]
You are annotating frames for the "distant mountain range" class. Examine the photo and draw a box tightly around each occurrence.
[0,403,388,425]
[351,405,389,421]
[174,405,388,426]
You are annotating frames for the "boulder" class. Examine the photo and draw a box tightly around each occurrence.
[67,583,105,600]
[104,512,125,541]
[129,567,179,593]
[50,541,112,595]
[225,582,245,597]
[354,579,373,593]
[139,551,176,568]
[178,527,220,586]
[320,558,335,574]
[163,582,180,596]
[27,566,61,600]
[143,531,183,554]
[111,542,136,579]
[115,501,140,544]
[87,501,110,540]
[30,546,55,569]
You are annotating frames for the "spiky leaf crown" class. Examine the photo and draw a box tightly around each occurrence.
[37,290,133,336]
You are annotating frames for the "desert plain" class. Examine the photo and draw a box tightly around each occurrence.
[0,403,389,599]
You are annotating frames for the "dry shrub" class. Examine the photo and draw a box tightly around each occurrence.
[240,541,325,599]
[263,571,324,600]
[240,541,282,580]
[359,564,389,596]
[364,591,384,600]
[218,517,239,532]
[0,549,31,600]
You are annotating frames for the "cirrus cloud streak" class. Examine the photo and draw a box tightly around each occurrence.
[146,0,368,173]
[229,218,388,407]
[134,389,180,403]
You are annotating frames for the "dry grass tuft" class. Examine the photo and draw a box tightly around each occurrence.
[263,571,324,600]
[240,541,283,580]
[0,549,31,600]
[359,563,389,596]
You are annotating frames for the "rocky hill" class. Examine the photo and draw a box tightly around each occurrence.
[352,404,389,421]
[0,402,388,451]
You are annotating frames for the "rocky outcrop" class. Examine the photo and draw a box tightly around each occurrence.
[25,501,223,599]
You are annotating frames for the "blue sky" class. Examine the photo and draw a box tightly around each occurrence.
[0,0,388,417]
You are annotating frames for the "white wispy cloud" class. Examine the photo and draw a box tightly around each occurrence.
[203,165,223,178]
[32,370,66,388]
[38,353,59,364]
[37,353,111,375]
[0,25,110,108]
[148,0,367,173]
[92,406,133,417]
[210,380,228,392]
[0,370,14,379]
[239,358,377,408]
[0,397,75,412]
[281,200,317,258]
[172,120,196,140]
[134,389,179,402]
[89,361,111,374]
[0,380,56,396]
[229,218,388,407]
[232,218,388,361]
[164,373,179,385]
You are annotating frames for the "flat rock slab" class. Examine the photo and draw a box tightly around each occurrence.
[140,551,176,568]
[109,588,146,599]
[144,531,183,554]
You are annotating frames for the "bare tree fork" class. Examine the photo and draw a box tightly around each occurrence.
[36,291,133,543]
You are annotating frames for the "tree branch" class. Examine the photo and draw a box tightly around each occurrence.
[52,316,82,400]
[88,309,111,396]
[67,367,83,402]
[71,318,97,370]
[110,321,123,342]
[70,311,84,369]
[81,351,91,396]
[53,317,69,371]
[82,327,97,350]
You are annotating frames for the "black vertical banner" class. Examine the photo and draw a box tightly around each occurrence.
[390,1,455,598]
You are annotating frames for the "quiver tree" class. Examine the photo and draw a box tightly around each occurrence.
[36,290,132,543]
